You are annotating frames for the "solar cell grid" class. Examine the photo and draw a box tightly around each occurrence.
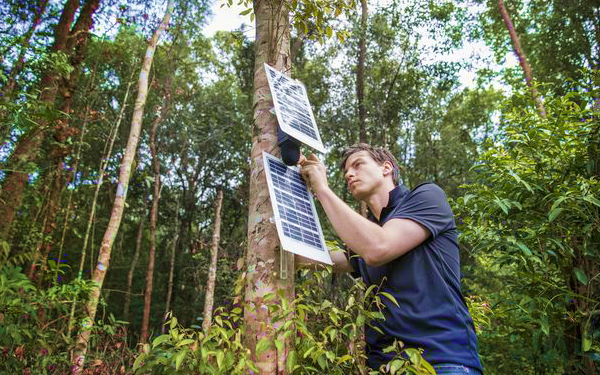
[262,152,332,264]
[278,205,318,232]
[264,63,325,153]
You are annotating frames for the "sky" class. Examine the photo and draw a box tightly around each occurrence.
[202,1,253,37]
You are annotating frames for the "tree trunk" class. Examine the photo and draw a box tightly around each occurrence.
[163,197,181,318]
[0,0,99,240]
[357,0,369,219]
[498,0,546,118]
[202,190,224,332]
[0,0,76,240]
[357,0,368,144]
[140,77,171,343]
[244,0,294,373]
[70,3,173,372]
[124,198,148,323]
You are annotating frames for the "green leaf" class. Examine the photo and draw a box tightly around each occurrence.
[255,337,272,357]
[274,339,284,352]
[548,207,564,222]
[380,292,400,307]
[584,195,600,208]
[247,359,260,372]
[516,242,532,256]
[494,197,508,214]
[132,353,146,371]
[574,268,589,285]
[174,349,187,370]
[152,334,171,348]
[317,354,326,369]
[582,335,592,352]
[286,350,297,373]
[364,284,377,300]
[420,359,436,374]
[389,359,403,375]
[328,328,337,342]
[176,338,195,347]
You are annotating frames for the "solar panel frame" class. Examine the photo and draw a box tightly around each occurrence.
[262,151,332,265]
[264,63,326,153]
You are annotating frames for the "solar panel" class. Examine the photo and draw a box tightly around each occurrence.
[262,151,332,265]
[264,63,326,153]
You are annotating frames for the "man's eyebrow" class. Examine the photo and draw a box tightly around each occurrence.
[345,156,366,171]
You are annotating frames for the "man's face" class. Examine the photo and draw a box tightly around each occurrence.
[343,151,389,200]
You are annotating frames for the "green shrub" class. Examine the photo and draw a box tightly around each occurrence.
[0,266,131,374]
[133,264,435,375]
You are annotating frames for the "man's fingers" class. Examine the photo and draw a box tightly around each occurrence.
[308,153,320,162]
[298,153,307,165]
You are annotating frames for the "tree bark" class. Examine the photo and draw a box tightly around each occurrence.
[357,0,369,219]
[498,0,546,118]
[244,0,294,373]
[141,77,171,343]
[357,0,368,144]
[202,190,224,332]
[70,2,173,372]
[163,197,181,319]
[124,198,149,323]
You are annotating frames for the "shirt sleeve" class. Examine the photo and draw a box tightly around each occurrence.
[389,183,455,238]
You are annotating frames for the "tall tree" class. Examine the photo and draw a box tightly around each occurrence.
[71,2,174,371]
[243,0,294,372]
[0,0,99,240]
[140,76,172,343]
[124,198,148,323]
[498,0,545,118]
[479,0,599,94]
[202,189,224,332]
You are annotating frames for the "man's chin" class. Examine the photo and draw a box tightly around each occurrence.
[350,189,368,201]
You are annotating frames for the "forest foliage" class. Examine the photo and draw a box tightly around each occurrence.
[0,0,598,374]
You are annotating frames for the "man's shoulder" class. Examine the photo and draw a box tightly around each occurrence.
[403,182,448,205]
[410,182,444,194]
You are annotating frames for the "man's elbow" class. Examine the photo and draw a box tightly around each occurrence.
[362,244,391,267]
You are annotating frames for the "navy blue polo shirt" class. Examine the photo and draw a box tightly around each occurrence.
[347,183,482,371]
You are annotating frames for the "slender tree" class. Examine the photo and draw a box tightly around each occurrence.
[70,2,174,372]
[202,189,224,332]
[498,0,546,118]
[141,77,172,343]
[163,196,181,318]
[356,0,369,218]
[124,198,148,323]
[243,0,294,372]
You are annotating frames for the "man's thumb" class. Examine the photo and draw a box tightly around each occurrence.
[309,153,319,162]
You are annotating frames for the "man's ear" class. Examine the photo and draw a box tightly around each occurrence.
[382,161,393,177]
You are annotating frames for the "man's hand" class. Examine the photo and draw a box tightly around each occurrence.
[298,153,329,196]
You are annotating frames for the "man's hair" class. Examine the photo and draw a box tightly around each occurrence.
[340,143,401,185]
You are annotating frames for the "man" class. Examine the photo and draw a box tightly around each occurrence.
[298,143,482,375]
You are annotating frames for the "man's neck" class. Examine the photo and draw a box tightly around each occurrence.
[365,181,396,221]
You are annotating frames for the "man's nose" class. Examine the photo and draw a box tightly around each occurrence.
[344,169,354,182]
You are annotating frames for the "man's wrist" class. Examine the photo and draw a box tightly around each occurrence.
[312,185,330,200]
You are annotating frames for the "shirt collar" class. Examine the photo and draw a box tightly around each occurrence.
[369,184,409,223]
